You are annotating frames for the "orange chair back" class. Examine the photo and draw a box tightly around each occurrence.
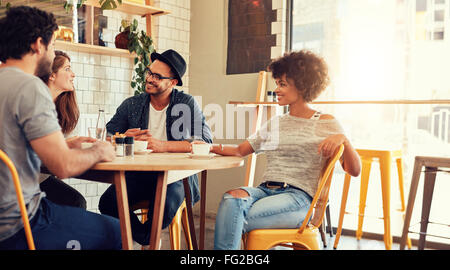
[298,144,344,234]
[0,150,35,250]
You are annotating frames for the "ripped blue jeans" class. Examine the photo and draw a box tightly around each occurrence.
[213,183,312,250]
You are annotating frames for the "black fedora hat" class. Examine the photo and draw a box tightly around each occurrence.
[150,49,186,86]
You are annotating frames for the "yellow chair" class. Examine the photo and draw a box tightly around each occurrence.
[333,148,412,250]
[0,150,35,250]
[243,144,344,250]
[132,199,193,250]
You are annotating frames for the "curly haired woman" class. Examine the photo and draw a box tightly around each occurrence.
[210,50,361,250]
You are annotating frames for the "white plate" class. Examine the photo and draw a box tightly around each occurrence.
[188,153,216,159]
[134,149,153,155]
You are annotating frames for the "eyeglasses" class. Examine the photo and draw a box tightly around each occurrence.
[144,67,176,82]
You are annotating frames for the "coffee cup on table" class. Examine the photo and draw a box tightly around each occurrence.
[192,144,211,155]
[134,140,148,152]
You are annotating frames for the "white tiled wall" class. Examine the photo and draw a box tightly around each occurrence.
[271,0,287,58]
[62,0,191,213]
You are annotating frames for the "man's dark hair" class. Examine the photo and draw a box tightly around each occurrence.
[0,6,58,62]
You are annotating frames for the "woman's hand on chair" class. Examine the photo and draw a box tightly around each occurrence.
[318,134,346,158]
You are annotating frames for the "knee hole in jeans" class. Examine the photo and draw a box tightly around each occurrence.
[226,189,249,198]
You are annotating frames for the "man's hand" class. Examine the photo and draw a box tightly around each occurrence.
[91,141,116,162]
[124,128,149,138]
[66,136,97,149]
[147,137,167,153]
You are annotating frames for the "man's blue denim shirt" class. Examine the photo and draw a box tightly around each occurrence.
[106,89,213,204]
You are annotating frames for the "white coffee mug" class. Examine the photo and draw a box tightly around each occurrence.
[192,144,211,155]
[134,140,148,152]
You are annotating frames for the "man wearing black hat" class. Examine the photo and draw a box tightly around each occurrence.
[99,49,213,246]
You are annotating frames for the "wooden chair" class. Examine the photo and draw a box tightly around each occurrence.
[0,149,35,250]
[243,144,344,250]
[132,199,193,250]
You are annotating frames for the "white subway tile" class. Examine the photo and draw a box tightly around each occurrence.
[83,64,94,77]
[122,81,132,94]
[99,79,110,92]
[86,183,98,196]
[120,57,132,69]
[271,21,284,35]
[74,184,86,196]
[85,197,92,211]
[104,92,115,104]
[97,183,110,195]
[100,55,111,66]
[75,90,83,104]
[72,62,83,76]
[67,51,78,62]
[94,91,105,105]
[77,77,89,90]
[110,80,120,92]
[167,16,175,28]
[90,54,101,65]
[89,78,100,91]
[114,67,124,81]
[88,104,100,114]
[94,66,106,79]
[83,91,93,104]
[111,56,121,67]
[90,196,100,210]
[79,52,90,64]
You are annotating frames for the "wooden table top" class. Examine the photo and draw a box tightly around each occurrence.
[90,152,244,171]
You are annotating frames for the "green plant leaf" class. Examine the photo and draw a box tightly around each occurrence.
[118,18,154,95]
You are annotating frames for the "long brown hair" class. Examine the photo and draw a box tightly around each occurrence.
[40,50,79,134]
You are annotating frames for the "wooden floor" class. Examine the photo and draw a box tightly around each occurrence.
[134,215,421,250]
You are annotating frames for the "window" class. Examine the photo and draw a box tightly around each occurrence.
[433,29,445,39]
[434,9,445,21]
[291,22,324,54]
[417,0,427,11]
[289,0,450,244]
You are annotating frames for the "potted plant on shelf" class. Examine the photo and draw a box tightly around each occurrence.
[116,19,154,96]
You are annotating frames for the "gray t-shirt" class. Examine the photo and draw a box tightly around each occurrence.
[247,113,344,197]
[0,67,61,241]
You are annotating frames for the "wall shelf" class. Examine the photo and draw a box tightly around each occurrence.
[56,1,170,57]
[84,0,170,17]
[55,40,134,58]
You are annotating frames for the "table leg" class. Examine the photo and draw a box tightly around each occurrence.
[182,178,198,250]
[200,170,207,250]
[149,171,168,250]
[113,171,133,250]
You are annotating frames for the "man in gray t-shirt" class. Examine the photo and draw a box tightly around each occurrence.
[0,6,119,250]
[0,66,61,241]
